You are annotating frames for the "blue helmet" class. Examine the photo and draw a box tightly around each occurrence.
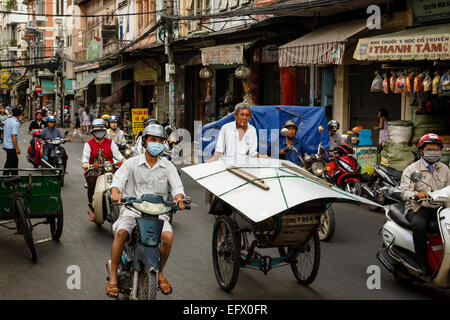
[47,115,56,122]
[109,115,119,123]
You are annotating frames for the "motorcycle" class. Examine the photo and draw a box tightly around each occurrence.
[84,160,122,232]
[116,142,133,159]
[40,133,69,187]
[27,130,44,168]
[324,145,362,196]
[105,194,191,300]
[361,152,421,212]
[280,125,336,242]
[378,171,450,286]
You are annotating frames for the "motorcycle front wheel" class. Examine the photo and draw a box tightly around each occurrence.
[136,270,158,300]
[318,206,336,242]
[345,180,361,196]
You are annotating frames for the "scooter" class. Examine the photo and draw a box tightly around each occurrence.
[324,145,362,195]
[41,133,69,187]
[280,125,336,242]
[105,194,191,300]
[84,161,122,233]
[378,171,450,286]
[27,129,44,168]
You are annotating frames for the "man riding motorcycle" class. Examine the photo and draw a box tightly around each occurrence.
[106,123,186,298]
[105,116,126,144]
[29,110,47,133]
[135,118,160,154]
[400,133,450,275]
[0,108,7,122]
[328,120,344,151]
[40,116,66,165]
[82,119,126,222]
[279,120,303,166]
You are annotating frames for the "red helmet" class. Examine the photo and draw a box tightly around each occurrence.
[35,110,42,115]
[418,133,443,150]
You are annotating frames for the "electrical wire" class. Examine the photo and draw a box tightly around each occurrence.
[0,8,166,17]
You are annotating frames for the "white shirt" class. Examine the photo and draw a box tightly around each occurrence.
[106,128,125,143]
[81,139,124,164]
[111,154,185,200]
[215,121,258,159]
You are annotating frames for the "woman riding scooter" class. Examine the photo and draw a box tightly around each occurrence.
[82,119,126,222]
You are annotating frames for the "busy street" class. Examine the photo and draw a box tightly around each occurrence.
[0,122,448,300]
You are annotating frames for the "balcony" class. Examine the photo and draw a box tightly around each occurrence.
[75,49,87,61]
[103,40,118,56]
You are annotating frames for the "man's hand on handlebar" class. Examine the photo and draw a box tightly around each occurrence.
[111,187,122,203]
[416,192,429,200]
[82,162,89,170]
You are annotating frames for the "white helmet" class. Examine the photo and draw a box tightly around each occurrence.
[141,124,166,146]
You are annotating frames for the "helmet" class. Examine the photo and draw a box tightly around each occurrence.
[47,115,56,122]
[143,118,160,127]
[109,115,119,123]
[35,110,42,115]
[101,114,110,120]
[282,120,298,131]
[91,119,106,132]
[418,133,443,150]
[141,124,165,146]
[328,120,339,131]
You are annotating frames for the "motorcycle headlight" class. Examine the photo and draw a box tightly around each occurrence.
[337,159,354,173]
[52,139,60,144]
[104,162,114,172]
[125,148,132,155]
[311,162,325,177]
[303,154,312,163]
[132,201,171,215]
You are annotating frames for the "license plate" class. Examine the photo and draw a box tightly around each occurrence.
[281,214,320,227]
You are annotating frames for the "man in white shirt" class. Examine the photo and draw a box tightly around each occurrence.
[208,102,265,162]
[106,123,186,298]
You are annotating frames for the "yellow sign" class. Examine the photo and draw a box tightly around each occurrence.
[132,108,149,137]
[1,70,10,89]
[134,59,158,81]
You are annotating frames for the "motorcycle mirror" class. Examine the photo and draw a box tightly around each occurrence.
[318,125,325,134]
[280,128,289,137]
[182,197,192,205]
[64,131,69,137]
[410,171,422,183]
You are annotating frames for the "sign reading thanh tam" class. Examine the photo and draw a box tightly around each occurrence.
[131,108,149,137]
[201,43,245,66]
[354,24,450,61]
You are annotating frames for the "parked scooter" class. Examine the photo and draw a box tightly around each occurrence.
[280,125,336,242]
[105,194,191,300]
[362,152,421,212]
[324,145,362,195]
[84,161,122,232]
[378,171,450,286]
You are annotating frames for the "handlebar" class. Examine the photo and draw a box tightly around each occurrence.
[111,196,192,212]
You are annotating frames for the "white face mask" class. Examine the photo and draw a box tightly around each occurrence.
[423,151,441,164]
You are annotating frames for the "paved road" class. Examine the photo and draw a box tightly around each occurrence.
[0,123,449,300]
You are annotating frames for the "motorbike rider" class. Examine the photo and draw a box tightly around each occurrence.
[29,110,47,133]
[279,120,303,166]
[400,133,450,275]
[106,123,186,298]
[135,118,160,154]
[82,119,126,222]
[105,116,126,144]
[40,116,67,163]
[0,108,7,122]
[101,114,110,129]
[328,120,344,152]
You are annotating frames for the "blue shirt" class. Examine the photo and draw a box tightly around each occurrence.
[39,127,65,152]
[422,158,437,173]
[280,137,304,166]
[2,116,20,150]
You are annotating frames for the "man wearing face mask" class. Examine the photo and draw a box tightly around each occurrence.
[401,133,450,275]
[106,123,185,298]
[82,119,126,221]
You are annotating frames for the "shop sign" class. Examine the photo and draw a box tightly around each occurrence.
[134,59,158,82]
[355,32,450,61]
[411,0,450,24]
[201,44,244,66]
[131,108,149,137]
[87,39,102,61]
[355,146,377,175]
[1,70,10,89]
[95,73,111,85]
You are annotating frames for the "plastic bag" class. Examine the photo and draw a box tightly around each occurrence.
[414,75,424,92]
[441,73,450,92]
[370,74,384,92]
[423,73,432,92]
[432,73,441,95]
[389,73,397,92]
[395,75,406,93]
[406,74,413,92]
[383,75,389,94]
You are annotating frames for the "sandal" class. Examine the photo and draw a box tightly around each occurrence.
[158,278,173,295]
[106,283,119,298]
[88,207,95,222]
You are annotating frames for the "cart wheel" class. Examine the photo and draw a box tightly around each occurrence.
[279,230,320,286]
[49,199,64,240]
[318,206,336,242]
[15,199,37,263]
[212,215,240,292]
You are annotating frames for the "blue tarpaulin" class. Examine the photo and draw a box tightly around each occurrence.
[199,105,330,162]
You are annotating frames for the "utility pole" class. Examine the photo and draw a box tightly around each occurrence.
[164,0,175,127]
[55,19,64,127]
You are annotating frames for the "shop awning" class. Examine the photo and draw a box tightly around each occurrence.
[101,80,132,105]
[201,42,253,66]
[279,19,368,67]
[41,79,55,95]
[76,72,96,91]
[95,64,133,85]
[353,23,450,61]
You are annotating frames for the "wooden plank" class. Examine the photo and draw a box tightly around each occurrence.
[281,163,334,188]
[226,166,270,191]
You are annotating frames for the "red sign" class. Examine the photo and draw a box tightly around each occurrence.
[35,85,42,93]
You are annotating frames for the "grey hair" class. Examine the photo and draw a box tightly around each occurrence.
[234,102,252,114]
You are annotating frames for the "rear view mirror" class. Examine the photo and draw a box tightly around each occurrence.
[410,171,422,183]
[318,125,325,134]
[280,128,289,137]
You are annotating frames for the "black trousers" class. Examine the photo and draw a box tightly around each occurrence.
[86,175,98,206]
[406,206,438,269]
[3,148,18,176]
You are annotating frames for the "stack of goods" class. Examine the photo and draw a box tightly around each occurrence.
[381,121,416,171]
[412,114,450,144]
